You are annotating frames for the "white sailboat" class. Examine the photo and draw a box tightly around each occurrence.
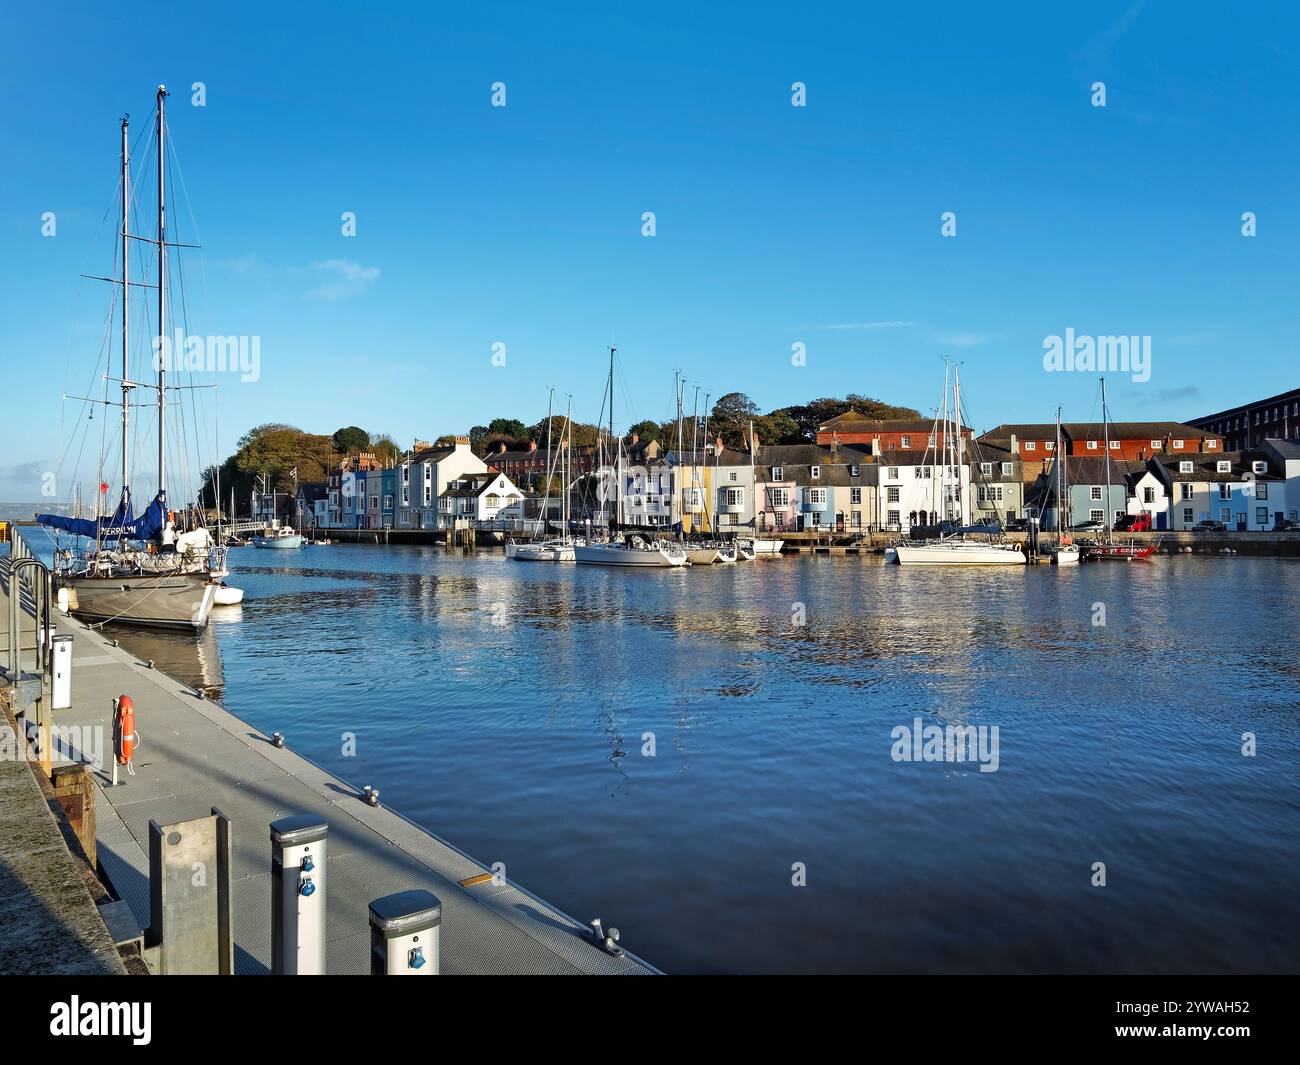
[574,346,688,568]
[893,365,1026,567]
[37,89,216,628]
[1047,408,1079,565]
[507,390,579,561]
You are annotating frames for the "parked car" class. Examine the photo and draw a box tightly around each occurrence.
[1192,520,1227,534]
[1072,519,1105,533]
[1114,513,1152,532]
[1273,518,1299,532]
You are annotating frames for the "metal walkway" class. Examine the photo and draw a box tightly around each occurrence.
[1,551,657,975]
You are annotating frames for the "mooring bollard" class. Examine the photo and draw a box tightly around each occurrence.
[368,890,441,975]
[270,814,328,974]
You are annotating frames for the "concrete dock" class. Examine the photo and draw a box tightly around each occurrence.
[1,549,656,975]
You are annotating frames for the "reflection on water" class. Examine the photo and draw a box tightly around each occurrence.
[110,614,229,699]
[90,543,1300,972]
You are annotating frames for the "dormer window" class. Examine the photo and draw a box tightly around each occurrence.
[1207,440,1217,449]
[1024,441,1037,451]
[1172,439,1185,450]
[1087,441,1098,450]
[771,466,783,481]
[810,466,820,479]
[1179,461,1193,473]
[1216,461,1230,473]
[901,435,911,448]
[849,465,860,477]
[1252,461,1267,474]
[980,462,992,475]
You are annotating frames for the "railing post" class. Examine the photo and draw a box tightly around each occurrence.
[270,815,328,974]
[368,890,441,974]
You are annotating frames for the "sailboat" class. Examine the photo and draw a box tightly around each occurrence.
[740,420,784,556]
[36,89,216,628]
[573,346,688,568]
[1047,408,1079,565]
[1081,378,1157,561]
[507,391,579,561]
[893,365,1026,566]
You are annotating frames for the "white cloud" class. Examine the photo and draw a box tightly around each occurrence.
[933,331,991,348]
[306,258,380,300]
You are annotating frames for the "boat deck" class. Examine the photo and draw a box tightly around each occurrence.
[0,551,657,975]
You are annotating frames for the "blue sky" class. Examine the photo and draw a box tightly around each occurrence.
[3,1,1299,500]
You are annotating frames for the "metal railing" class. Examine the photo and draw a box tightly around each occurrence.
[5,525,52,679]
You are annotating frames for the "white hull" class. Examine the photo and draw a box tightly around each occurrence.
[506,540,577,562]
[212,584,245,605]
[254,532,303,549]
[750,538,785,554]
[1051,545,1080,566]
[64,572,217,628]
[574,543,687,567]
[893,541,1026,566]
[684,546,723,565]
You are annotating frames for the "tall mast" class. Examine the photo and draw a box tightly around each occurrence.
[155,85,169,500]
[1101,376,1112,540]
[120,114,131,515]
[952,364,963,525]
[608,345,616,527]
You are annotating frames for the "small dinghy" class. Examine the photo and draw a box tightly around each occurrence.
[212,582,244,606]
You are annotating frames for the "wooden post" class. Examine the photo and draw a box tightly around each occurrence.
[50,764,96,868]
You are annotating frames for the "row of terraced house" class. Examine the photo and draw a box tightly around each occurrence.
[295,406,1300,535]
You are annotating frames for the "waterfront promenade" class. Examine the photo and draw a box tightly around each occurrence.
[0,550,656,975]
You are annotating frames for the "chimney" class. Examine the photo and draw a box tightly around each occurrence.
[871,434,881,456]
[750,427,759,453]
[497,441,508,454]
[528,439,538,452]
[630,432,640,445]
[715,435,724,453]
[453,435,470,448]
[1009,433,1019,455]
[831,431,839,457]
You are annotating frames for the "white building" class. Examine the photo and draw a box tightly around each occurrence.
[876,450,971,531]
[437,471,525,527]
[1151,452,1288,530]
[397,437,488,530]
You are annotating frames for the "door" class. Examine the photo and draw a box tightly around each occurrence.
[1156,513,1167,530]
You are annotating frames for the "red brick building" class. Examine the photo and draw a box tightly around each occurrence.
[979,422,1223,463]
[815,413,970,453]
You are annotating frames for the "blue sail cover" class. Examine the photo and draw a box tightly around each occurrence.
[36,493,167,542]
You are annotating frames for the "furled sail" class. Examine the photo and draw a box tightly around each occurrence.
[36,493,167,542]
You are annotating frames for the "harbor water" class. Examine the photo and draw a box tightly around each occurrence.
[52,537,1300,973]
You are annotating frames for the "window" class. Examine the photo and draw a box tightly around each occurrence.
[915,466,925,478]
[919,467,932,479]
[402,467,409,483]
[1090,486,1102,501]
[1183,508,1194,524]
[726,488,744,507]
[1252,461,1266,473]
[887,486,900,503]
[1143,487,1155,503]
[1217,461,1230,473]
[901,435,911,448]
[1001,463,1013,476]
[769,488,790,508]
[850,465,860,477]
[811,466,821,480]
[851,488,862,504]
[771,466,783,481]
[1257,483,1268,500]
[1180,483,1193,500]
[1257,507,1269,526]
[1221,507,1232,522]
[887,467,899,480]
[1110,440,1120,449]
[1179,461,1193,473]
[1025,441,1037,451]
[383,494,393,509]
[1173,439,1185,449]
[1087,441,1099,450]
[808,488,827,505]
[1219,484,1232,500]
[927,435,936,447]
[1151,439,1161,449]
[1090,509,1104,523]
[851,511,862,527]
[980,462,992,475]
[1046,442,1055,452]
[887,510,900,526]
[729,471,738,482]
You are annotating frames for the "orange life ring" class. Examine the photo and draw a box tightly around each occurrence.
[114,695,136,765]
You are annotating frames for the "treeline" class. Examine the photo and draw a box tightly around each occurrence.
[199,393,919,508]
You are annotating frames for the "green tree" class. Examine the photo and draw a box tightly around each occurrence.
[710,392,760,449]
[332,425,370,453]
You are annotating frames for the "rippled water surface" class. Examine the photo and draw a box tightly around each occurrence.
[98,542,1300,973]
